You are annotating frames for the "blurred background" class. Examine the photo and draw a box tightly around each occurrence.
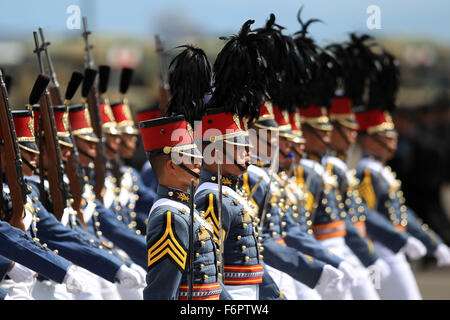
[0,0,449,298]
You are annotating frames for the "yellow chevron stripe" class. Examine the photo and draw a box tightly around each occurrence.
[242,173,259,211]
[204,193,220,238]
[147,211,187,270]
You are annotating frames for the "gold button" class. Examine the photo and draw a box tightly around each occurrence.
[200,241,206,246]
[203,274,209,280]
[259,255,264,260]
[241,245,247,251]
[53,249,59,254]
[168,191,173,196]
[340,212,347,218]
[218,273,222,279]
[96,231,103,236]
[271,231,277,237]
[33,237,40,242]
[237,235,242,240]
[117,215,123,221]
[242,223,247,229]
[211,176,216,181]
[199,264,205,270]
[196,252,200,258]
[244,256,250,262]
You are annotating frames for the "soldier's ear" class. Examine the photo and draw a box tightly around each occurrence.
[165,158,178,176]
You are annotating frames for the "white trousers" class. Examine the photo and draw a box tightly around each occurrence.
[224,284,259,300]
[264,263,322,300]
[72,267,121,300]
[31,279,72,300]
[373,241,422,300]
[1,278,35,300]
[318,237,380,300]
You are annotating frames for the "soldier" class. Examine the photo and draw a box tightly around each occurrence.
[6,108,143,300]
[66,103,148,299]
[109,80,158,236]
[245,102,353,299]
[139,114,227,300]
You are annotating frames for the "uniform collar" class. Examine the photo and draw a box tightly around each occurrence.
[199,168,242,191]
[156,184,191,205]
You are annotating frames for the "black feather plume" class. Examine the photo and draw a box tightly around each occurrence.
[64,71,84,101]
[81,68,97,98]
[166,45,212,126]
[29,74,50,105]
[367,49,400,112]
[98,65,111,95]
[208,19,268,124]
[119,68,134,95]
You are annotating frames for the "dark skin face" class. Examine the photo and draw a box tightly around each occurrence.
[362,133,398,162]
[158,158,201,192]
[119,133,137,159]
[248,126,278,162]
[303,126,331,154]
[279,136,293,169]
[203,142,250,177]
[60,145,72,163]
[291,142,305,164]
[75,137,97,167]
[20,149,38,177]
[330,124,357,153]
[105,133,121,160]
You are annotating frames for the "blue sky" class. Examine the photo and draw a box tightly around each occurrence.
[0,0,449,45]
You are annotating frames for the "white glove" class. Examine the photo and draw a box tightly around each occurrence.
[130,263,147,288]
[63,265,85,295]
[338,261,358,289]
[116,265,141,289]
[402,237,427,260]
[371,258,391,280]
[7,262,36,282]
[434,244,450,267]
[314,264,344,296]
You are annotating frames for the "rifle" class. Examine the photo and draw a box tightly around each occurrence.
[188,178,195,300]
[154,34,170,115]
[82,17,107,202]
[64,71,87,228]
[38,27,63,106]
[0,71,44,231]
[33,31,68,221]
[217,162,224,278]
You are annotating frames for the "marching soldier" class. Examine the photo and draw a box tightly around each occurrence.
[245,102,353,299]
[354,64,450,301]
[139,114,227,300]
[6,107,144,300]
